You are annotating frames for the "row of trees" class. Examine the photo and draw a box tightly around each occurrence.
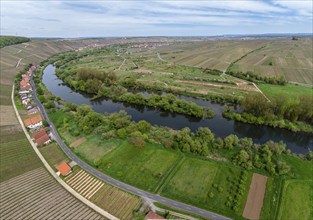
[0,36,30,48]
[227,71,287,85]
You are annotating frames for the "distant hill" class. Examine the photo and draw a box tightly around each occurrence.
[0,36,30,48]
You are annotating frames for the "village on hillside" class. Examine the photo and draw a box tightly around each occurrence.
[17,64,74,176]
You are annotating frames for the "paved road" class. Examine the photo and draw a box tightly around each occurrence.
[30,78,231,220]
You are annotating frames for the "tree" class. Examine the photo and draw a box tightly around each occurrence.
[196,127,214,146]
[42,120,49,127]
[129,136,145,148]
[233,150,251,169]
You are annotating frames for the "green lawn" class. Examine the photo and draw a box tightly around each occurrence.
[277,180,313,220]
[98,141,181,192]
[258,83,312,100]
[39,143,68,169]
[75,137,122,163]
[161,157,252,218]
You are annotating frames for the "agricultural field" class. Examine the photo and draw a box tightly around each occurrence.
[39,143,69,169]
[0,167,104,220]
[258,83,313,100]
[158,39,268,70]
[243,174,268,220]
[98,141,182,192]
[277,180,313,220]
[228,38,313,84]
[0,130,42,182]
[57,44,259,100]
[64,168,142,219]
[160,157,252,218]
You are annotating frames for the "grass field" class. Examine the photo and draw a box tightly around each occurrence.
[99,141,181,192]
[258,83,313,100]
[277,180,313,220]
[0,131,42,182]
[74,137,122,163]
[160,157,252,218]
[39,143,69,169]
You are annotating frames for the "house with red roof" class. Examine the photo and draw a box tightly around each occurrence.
[33,129,51,146]
[145,211,165,220]
[24,115,43,129]
[57,162,72,176]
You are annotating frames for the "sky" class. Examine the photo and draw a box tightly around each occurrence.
[1,0,312,37]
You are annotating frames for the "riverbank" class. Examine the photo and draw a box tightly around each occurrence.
[40,64,312,153]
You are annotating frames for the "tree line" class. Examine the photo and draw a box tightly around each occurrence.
[0,36,30,48]
[56,104,312,177]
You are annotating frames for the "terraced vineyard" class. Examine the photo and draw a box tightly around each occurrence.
[65,169,142,219]
[0,168,104,220]
[0,131,42,182]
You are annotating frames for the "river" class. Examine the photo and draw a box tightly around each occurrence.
[42,64,313,154]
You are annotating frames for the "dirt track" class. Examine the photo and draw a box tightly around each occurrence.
[243,173,268,220]
[70,137,86,148]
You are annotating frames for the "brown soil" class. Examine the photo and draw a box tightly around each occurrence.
[70,137,86,148]
[176,80,258,92]
[243,173,268,220]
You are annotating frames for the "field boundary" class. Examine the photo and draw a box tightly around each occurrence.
[155,156,185,193]
[11,84,119,220]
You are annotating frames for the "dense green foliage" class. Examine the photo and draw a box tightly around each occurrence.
[48,104,311,177]
[0,35,30,48]
[223,93,313,133]
[227,70,287,85]
[54,64,215,118]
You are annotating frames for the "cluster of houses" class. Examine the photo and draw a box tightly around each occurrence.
[129,42,171,48]
[19,64,52,147]
[18,64,38,114]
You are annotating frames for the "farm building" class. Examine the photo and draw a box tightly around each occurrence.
[24,115,43,129]
[33,129,51,146]
[145,211,165,220]
[57,162,72,176]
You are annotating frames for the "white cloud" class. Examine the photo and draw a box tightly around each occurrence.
[0,0,311,37]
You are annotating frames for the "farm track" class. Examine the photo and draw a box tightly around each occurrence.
[0,168,104,220]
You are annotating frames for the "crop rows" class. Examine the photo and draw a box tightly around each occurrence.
[65,170,104,199]
[65,169,142,219]
[0,168,104,220]
[0,134,42,182]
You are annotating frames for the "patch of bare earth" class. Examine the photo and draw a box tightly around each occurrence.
[176,80,258,92]
[70,137,86,148]
[243,173,268,220]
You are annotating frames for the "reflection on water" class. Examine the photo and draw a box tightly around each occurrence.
[43,64,313,154]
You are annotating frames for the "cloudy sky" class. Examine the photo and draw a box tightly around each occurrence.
[1,0,312,37]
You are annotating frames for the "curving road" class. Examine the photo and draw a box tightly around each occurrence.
[30,77,231,220]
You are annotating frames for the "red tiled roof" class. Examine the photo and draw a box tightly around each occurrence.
[36,134,50,146]
[33,129,47,140]
[24,115,42,127]
[57,162,72,176]
[145,211,165,220]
